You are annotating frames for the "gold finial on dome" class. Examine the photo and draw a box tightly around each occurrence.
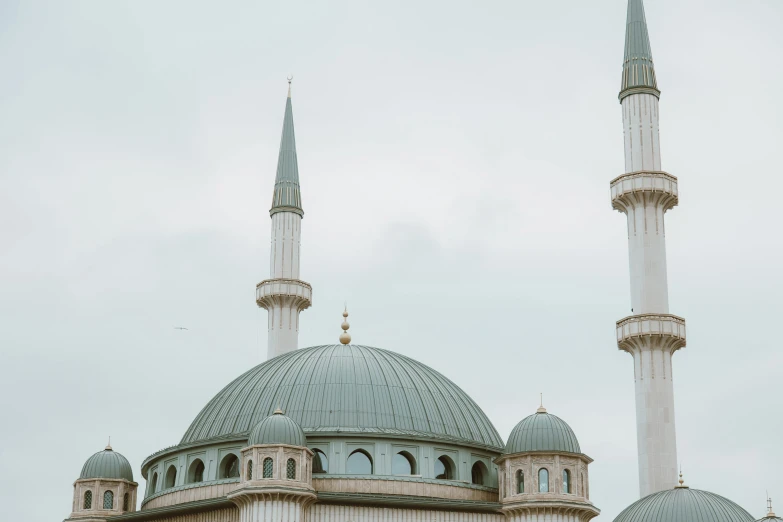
[675,467,688,488]
[768,495,776,517]
[339,305,351,344]
[105,436,112,451]
[274,405,284,415]
[536,393,547,413]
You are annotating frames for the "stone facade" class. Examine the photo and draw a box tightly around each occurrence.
[68,478,138,521]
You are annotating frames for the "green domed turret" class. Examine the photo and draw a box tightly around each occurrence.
[248,410,306,447]
[80,445,134,482]
[504,407,581,455]
[613,483,753,522]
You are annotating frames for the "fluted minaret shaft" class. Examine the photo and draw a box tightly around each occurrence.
[256,84,312,360]
[612,0,686,498]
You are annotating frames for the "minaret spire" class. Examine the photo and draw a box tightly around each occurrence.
[620,0,659,100]
[611,0,686,499]
[256,81,312,360]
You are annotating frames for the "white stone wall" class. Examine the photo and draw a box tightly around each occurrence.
[265,211,304,359]
[309,505,503,522]
[269,212,301,280]
[505,510,584,522]
[237,498,306,522]
[629,340,679,496]
[622,93,661,173]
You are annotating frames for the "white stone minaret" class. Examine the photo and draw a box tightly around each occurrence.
[256,81,312,360]
[611,0,687,498]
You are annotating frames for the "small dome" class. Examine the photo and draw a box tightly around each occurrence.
[614,487,753,522]
[248,410,306,447]
[758,517,783,522]
[504,410,581,454]
[80,447,134,482]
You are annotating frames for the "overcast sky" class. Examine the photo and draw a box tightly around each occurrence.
[1,0,781,521]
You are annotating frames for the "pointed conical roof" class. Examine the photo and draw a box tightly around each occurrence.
[619,0,660,101]
[270,85,303,216]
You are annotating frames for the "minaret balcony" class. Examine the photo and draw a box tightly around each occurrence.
[256,278,312,310]
[610,171,679,213]
[616,313,686,354]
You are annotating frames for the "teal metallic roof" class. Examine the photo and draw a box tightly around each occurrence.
[613,487,754,522]
[504,411,581,455]
[181,344,503,449]
[270,86,303,216]
[757,517,783,522]
[248,410,307,446]
[80,447,134,482]
[620,0,660,101]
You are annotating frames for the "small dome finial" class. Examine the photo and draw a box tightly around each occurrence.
[339,305,351,344]
[675,466,688,488]
[537,393,547,413]
[768,494,776,517]
[105,436,112,451]
[274,405,284,415]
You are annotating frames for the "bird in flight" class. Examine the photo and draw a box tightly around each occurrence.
[174,326,189,330]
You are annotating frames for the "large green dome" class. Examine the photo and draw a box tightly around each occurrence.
[182,344,503,449]
[504,410,581,454]
[613,487,754,522]
[80,447,134,482]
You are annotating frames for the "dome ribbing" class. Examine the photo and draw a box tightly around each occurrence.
[504,411,581,454]
[80,448,134,482]
[613,487,754,522]
[249,411,306,447]
[182,344,503,449]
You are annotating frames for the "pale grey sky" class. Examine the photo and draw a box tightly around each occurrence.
[1,0,781,521]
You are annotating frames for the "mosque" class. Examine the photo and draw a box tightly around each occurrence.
[63,1,776,522]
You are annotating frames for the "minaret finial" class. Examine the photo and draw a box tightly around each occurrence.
[537,393,547,413]
[105,436,112,451]
[287,75,293,98]
[339,305,351,345]
[768,494,776,517]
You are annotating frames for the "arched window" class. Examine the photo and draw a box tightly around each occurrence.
[346,449,373,475]
[538,468,549,492]
[563,469,571,493]
[392,451,417,475]
[188,459,205,484]
[83,490,93,509]
[434,455,455,480]
[287,458,296,479]
[165,466,177,489]
[471,461,488,486]
[123,493,129,511]
[103,490,114,510]
[516,470,524,494]
[247,460,253,480]
[149,472,158,496]
[263,458,273,478]
[313,449,328,473]
[220,454,240,479]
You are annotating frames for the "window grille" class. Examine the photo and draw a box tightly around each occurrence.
[517,470,524,493]
[103,490,114,510]
[123,493,129,511]
[247,460,253,480]
[83,491,92,509]
[287,458,296,480]
[263,458,273,478]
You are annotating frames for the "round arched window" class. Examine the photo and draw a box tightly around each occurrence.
[434,455,455,480]
[538,468,549,492]
[263,458,273,478]
[103,490,114,510]
[516,470,524,493]
[83,490,93,510]
[313,449,328,473]
[563,469,571,493]
[346,450,373,475]
[392,451,416,475]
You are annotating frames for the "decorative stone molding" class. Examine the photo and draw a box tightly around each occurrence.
[610,171,678,214]
[255,279,312,311]
[313,476,497,502]
[616,314,686,355]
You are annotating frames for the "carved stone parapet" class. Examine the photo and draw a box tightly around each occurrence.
[256,279,312,310]
[616,314,686,355]
[501,501,600,522]
[610,171,679,214]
